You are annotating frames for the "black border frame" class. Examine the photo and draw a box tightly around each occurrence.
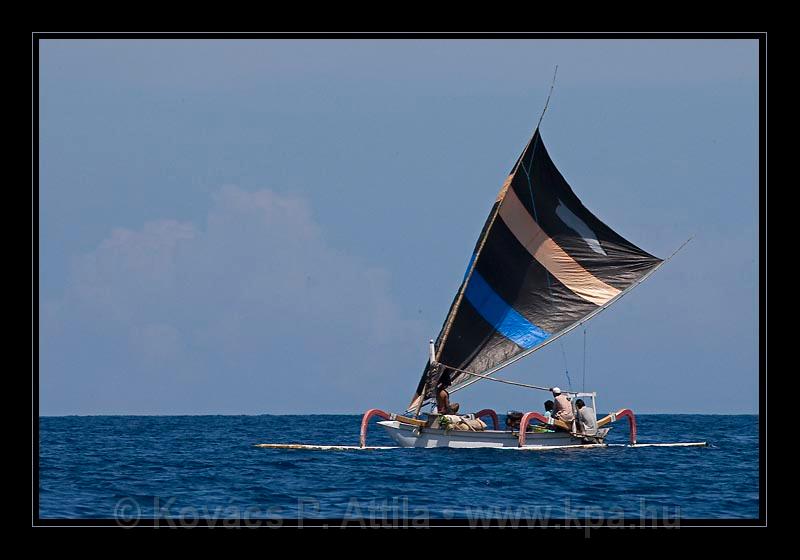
[32,31,767,530]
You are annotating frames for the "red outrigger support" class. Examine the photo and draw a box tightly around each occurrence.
[597,408,637,445]
[360,406,637,447]
[518,412,563,446]
[474,409,499,431]
[359,408,499,447]
[359,408,391,448]
[517,408,638,446]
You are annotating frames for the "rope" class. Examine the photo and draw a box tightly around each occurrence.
[536,65,558,131]
[438,362,560,393]
[522,65,559,299]
[559,341,572,390]
[667,235,694,259]
[582,328,587,392]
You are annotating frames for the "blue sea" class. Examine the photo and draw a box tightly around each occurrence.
[38,414,759,523]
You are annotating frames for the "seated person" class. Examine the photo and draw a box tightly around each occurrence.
[530,400,556,432]
[435,370,460,415]
[551,387,574,423]
[505,411,523,429]
[508,404,557,433]
[575,398,597,436]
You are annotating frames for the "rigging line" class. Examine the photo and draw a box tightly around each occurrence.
[559,341,572,390]
[521,64,556,221]
[520,121,554,298]
[666,235,695,260]
[536,65,559,132]
[582,328,587,393]
[446,235,694,397]
[519,136,553,296]
[521,65,558,297]
[520,148,540,221]
[510,64,560,181]
[437,363,554,392]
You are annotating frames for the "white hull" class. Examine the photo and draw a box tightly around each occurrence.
[378,420,601,448]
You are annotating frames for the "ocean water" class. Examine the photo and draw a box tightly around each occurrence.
[38,414,759,522]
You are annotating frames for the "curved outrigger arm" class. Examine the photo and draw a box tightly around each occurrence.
[359,409,425,448]
[359,408,500,447]
[474,409,499,431]
[360,407,637,447]
[517,412,572,446]
[597,408,637,445]
[517,408,638,446]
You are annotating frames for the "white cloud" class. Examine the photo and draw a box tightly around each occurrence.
[41,186,426,414]
[70,220,197,322]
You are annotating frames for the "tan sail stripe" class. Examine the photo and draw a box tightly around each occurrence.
[496,173,514,202]
[499,188,621,306]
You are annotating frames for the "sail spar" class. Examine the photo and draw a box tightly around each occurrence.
[408,129,662,413]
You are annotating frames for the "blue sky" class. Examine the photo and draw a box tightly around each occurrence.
[38,39,759,415]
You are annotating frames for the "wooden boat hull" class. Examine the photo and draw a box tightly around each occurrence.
[378,420,595,448]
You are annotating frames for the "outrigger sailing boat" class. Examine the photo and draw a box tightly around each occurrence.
[358,125,663,449]
[257,96,705,452]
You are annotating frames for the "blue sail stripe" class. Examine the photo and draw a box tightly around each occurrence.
[463,253,477,281]
[464,270,551,349]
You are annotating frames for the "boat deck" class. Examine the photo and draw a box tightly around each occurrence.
[378,420,587,448]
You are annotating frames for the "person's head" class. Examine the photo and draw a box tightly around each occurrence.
[575,399,585,409]
[544,400,554,412]
[437,370,452,389]
[551,387,562,397]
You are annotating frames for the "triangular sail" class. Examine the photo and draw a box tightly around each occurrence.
[408,129,662,413]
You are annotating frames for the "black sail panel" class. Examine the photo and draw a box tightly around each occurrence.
[475,217,597,335]
[509,130,662,289]
[407,129,663,412]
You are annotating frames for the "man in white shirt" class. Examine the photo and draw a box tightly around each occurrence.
[550,387,574,423]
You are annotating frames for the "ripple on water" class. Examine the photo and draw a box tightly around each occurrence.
[38,414,759,519]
